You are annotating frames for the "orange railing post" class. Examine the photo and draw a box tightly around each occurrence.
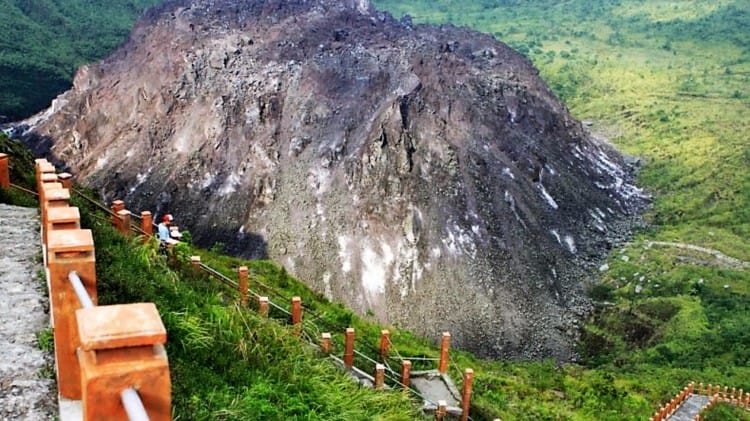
[76,303,171,420]
[57,172,73,189]
[41,186,70,246]
[321,333,332,354]
[439,332,450,374]
[344,328,355,369]
[117,209,131,236]
[140,211,153,242]
[238,266,249,307]
[47,227,96,399]
[436,400,447,421]
[0,153,9,189]
[401,360,412,390]
[374,364,385,390]
[258,296,269,317]
[111,200,125,227]
[291,297,302,335]
[190,256,201,273]
[380,330,390,361]
[460,368,474,421]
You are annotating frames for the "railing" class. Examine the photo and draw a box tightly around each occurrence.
[27,157,171,420]
[650,382,750,421]
[693,383,750,421]
[101,196,478,418]
[1,153,477,420]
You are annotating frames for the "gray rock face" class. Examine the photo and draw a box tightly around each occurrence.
[22,0,647,359]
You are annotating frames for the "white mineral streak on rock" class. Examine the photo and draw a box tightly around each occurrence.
[550,229,562,244]
[442,223,477,258]
[564,235,577,254]
[95,154,109,170]
[338,235,353,273]
[219,172,240,196]
[322,272,333,300]
[537,183,559,210]
[361,241,394,295]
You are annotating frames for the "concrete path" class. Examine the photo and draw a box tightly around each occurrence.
[667,394,712,421]
[0,203,56,420]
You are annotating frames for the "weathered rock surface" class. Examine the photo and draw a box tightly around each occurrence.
[21,0,647,359]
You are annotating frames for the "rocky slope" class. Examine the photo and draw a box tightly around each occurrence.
[20,0,647,359]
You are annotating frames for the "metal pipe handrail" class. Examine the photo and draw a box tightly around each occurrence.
[68,271,150,420]
[68,271,94,309]
[121,387,150,421]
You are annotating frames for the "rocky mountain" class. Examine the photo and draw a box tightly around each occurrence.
[20,0,647,359]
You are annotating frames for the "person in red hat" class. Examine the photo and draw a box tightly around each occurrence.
[157,213,182,245]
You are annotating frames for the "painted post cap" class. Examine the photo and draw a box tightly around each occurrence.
[40,162,56,173]
[45,188,71,201]
[47,207,80,224]
[47,229,94,253]
[76,303,167,351]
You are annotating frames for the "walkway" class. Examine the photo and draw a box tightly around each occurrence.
[667,394,712,421]
[0,203,56,420]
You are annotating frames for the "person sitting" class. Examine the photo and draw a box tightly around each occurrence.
[157,214,182,246]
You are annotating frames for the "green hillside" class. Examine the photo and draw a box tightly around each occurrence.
[373,0,750,416]
[3,0,750,419]
[0,0,160,121]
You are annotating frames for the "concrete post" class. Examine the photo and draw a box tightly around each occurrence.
[460,368,474,421]
[291,297,302,335]
[34,159,48,190]
[374,364,385,390]
[258,297,269,317]
[190,256,201,273]
[344,328,355,369]
[117,209,131,236]
[57,172,73,189]
[39,177,61,211]
[47,228,96,399]
[321,333,332,354]
[140,211,153,242]
[0,153,9,189]
[111,200,125,227]
[238,266,249,307]
[47,207,81,237]
[401,360,412,389]
[76,303,171,421]
[38,163,56,194]
[438,332,450,374]
[40,181,63,235]
[436,400,447,421]
[380,330,390,361]
[41,187,70,258]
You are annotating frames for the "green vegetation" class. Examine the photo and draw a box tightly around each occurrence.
[371,0,750,418]
[703,403,750,421]
[3,0,750,418]
[0,0,161,120]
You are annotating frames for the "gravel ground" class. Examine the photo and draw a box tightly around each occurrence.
[0,203,57,420]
